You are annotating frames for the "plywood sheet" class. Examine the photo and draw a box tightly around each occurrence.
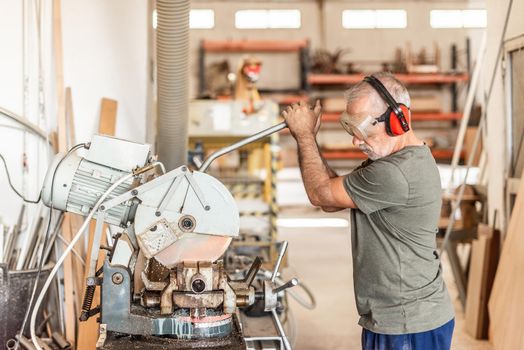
[488,175,524,349]
[465,224,500,339]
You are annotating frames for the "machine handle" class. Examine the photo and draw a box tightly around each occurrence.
[199,122,287,172]
[273,278,298,294]
[271,241,288,282]
[243,256,262,286]
[261,241,294,349]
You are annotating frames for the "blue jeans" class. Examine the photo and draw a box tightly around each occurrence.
[362,319,455,350]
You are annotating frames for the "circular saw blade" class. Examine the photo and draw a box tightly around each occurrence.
[154,234,232,268]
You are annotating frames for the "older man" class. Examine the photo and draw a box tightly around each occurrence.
[282,72,455,350]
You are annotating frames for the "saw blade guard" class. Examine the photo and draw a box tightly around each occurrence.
[134,170,239,266]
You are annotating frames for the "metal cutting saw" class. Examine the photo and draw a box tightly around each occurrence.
[40,122,299,349]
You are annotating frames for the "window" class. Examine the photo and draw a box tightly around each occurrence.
[462,10,487,28]
[430,9,487,28]
[342,9,407,29]
[152,9,215,29]
[190,9,215,29]
[235,10,301,29]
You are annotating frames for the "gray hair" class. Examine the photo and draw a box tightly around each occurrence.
[344,72,410,115]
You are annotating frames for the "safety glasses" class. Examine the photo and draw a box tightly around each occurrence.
[339,111,387,140]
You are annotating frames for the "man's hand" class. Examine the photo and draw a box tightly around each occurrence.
[282,100,322,139]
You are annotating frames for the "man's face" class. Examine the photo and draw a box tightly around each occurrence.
[344,98,395,160]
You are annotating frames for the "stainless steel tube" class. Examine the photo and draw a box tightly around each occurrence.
[199,122,287,172]
[271,240,288,282]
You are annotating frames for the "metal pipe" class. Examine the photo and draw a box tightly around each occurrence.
[156,0,190,170]
[15,334,37,350]
[271,309,292,350]
[273,278,298,294]
[271,240,288,283]
[441,117,485,254]
[0,107,48,141]
[5,205,26,266]
[446,31,487,193]
[199,122,287,172]
[244,336,284,348]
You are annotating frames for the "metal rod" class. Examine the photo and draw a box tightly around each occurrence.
[88,212,107,279]
[271,241,288,283]
[15,334,37,350]
[199,122,287,173]
[446,31,487,194]
[24,217,44,270]
[42,213,65,265]
[273,278,298,294]
[0,106,48,141]
[0,224,4,263]
[56,234,86,266]
[441,117,485,254]
[245,336,284,342]
[244,336,284,348]
[271,309,292,350]
[6,205,26,268]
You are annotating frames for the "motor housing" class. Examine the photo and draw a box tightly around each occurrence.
[41,135,151,226]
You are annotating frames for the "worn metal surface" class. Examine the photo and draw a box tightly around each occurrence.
[0,264,52,350]
[99,314,245,350]
[101,262,233,339]
[173,291,223,309]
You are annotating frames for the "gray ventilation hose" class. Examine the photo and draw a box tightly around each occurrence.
[156,0,190,170]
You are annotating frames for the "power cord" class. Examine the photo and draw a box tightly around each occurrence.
[0,153,41,204]
[14,142,88,350]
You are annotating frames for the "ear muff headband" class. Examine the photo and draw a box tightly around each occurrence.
[363,76,410,136]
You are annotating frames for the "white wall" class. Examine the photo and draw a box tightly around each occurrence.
[485,0,524,231]
[0,0,147,225]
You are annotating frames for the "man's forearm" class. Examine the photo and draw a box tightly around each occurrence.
[296,134,339,207]
[320,145,338,178]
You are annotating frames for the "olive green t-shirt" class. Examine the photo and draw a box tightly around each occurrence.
[344,145,454,334]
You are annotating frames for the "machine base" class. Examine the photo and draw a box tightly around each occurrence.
[98,314,246,350]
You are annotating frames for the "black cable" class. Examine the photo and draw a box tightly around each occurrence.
[15,142,87,349]
[0,153,41,204]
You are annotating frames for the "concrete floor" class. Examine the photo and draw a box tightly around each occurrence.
[278,206,493,350]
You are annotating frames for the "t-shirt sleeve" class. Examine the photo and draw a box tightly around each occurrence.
[343,161,409,214]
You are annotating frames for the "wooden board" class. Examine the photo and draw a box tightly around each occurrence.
[64,87,87,310]
[53,0,78,344]
[99,98,117,136]
[464,127,482,167]
[465,224,500,339]
[65,87,76,148]
[410,94,442,112]
[488,175,524,349]
[308,73,469,85]
[76,98,118,350]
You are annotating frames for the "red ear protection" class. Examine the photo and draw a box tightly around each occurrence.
[382,103,411,136]
[363,75,410,137]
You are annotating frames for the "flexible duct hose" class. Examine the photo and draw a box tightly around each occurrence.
[156,0,190,170]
